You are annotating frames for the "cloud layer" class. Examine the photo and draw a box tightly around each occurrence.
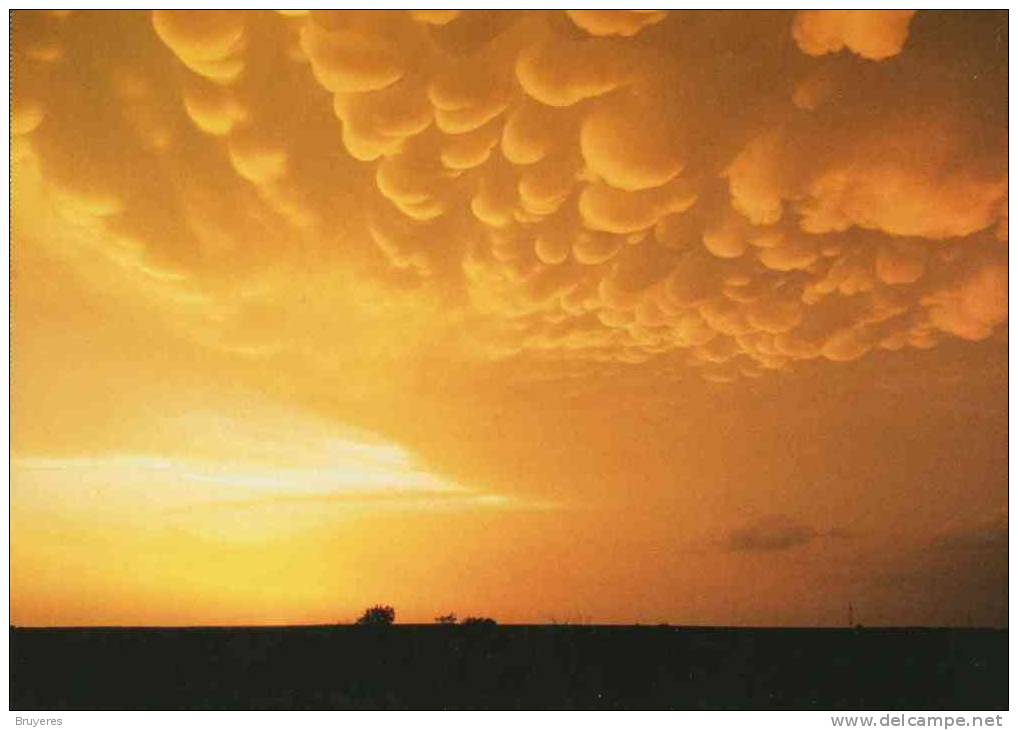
[13,10,1008,382]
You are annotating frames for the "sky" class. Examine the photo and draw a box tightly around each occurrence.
[11,10,1008,627]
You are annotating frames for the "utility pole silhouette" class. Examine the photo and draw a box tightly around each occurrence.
[848,602,854,628]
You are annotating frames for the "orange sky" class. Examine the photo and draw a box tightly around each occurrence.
[11,10,1008,627]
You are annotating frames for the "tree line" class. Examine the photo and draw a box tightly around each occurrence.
[355,605,496,626]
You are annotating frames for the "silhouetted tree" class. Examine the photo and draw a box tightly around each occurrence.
[461,616,496,627]
[356,605,395,625]
[435,613,457,624]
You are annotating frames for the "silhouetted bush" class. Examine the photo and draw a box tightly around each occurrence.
[435,613,457,624]
[461,617,496,627]
[356,605,395,625]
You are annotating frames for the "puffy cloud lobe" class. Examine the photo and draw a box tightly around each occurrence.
[800,163,1007,240]
[516,38,633,108]
[925,259,1008,342]
[792,10,916,61]
[228,134,287,185]
[727,116,1008,243]
[332,80,433,162]
[579,179,696,235]
[566,10,667,38]
[182,78,248,136]
[440,120,500,170]
[429,58,513,135]
[152,11,247,83]
[875,241,926,285]
[755,235,820,273]
[409,10,460,27]
[500,100,575,166]
[724,133,785,226]
[746,298,804,335]
[703,216,749,260]
[580,93,686,192]
[13,97,45,136]
[299,23,404,94]
[13,10,1009,383]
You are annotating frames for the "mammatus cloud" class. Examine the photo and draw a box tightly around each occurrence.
[13,10,1007,382]
[792,10,916,61]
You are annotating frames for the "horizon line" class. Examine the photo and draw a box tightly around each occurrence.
[10,623,1007,631]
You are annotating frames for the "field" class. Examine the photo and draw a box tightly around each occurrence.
[10,625,1007,710]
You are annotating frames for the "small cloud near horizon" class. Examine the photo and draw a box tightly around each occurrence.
[726,515,850,552]
[932,515,1007,552]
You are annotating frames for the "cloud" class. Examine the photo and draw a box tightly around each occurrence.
[726,515,849,552]
[792,10,916,61]
[727,515,818,552]
[300,22,405,94]
[565,10,668,38]
[933,515,1007,552]
[152,10,247,83]
[580,92,686,192]
[11,10,1008,383]
[924,257,1008,341]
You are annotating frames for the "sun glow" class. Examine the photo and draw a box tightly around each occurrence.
[13,405,526,525]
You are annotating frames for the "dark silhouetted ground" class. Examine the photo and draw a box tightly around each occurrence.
[10,625,1006,710]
